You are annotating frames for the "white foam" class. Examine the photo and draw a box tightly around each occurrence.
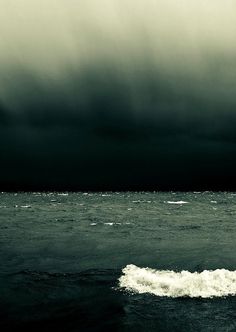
[104,222,121,226]
[20,205,31,208]
[119,264,236,298]
[166,201,188,205]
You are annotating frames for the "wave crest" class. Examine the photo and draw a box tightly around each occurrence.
[119,264,236,298]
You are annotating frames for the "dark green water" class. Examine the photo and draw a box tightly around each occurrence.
[0,192,236,331]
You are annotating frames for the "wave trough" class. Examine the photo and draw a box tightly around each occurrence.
[119,264,236,298]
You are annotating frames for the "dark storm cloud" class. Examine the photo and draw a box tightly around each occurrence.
[1,0,236,190]
[0,102,9,126]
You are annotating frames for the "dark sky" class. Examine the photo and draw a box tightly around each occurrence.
[1,0,236,190]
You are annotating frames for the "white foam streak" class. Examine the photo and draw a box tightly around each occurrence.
[166,201,188,204]
[119,264,236,298]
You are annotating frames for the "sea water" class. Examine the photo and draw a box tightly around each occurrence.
[0,192,236,331]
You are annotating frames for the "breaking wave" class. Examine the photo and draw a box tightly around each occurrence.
[119,264,236,298]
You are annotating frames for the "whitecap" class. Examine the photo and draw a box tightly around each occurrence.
[104,222,121,226]
[20,205,31,208]
[166,201,188,205]
[90,223,97,226]
[119,264,236,298]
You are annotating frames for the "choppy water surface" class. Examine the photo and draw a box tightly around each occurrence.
[0,192,236,331]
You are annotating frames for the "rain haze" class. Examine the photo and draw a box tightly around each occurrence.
[1,0,236,190]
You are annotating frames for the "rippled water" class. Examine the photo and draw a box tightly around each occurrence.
[0,192,236,331]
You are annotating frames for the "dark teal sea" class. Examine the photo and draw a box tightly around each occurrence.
[0,192,236,331]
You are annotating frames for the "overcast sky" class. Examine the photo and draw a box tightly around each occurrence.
[1,0,236,190]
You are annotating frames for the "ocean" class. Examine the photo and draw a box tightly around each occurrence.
[0,191,236,331]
